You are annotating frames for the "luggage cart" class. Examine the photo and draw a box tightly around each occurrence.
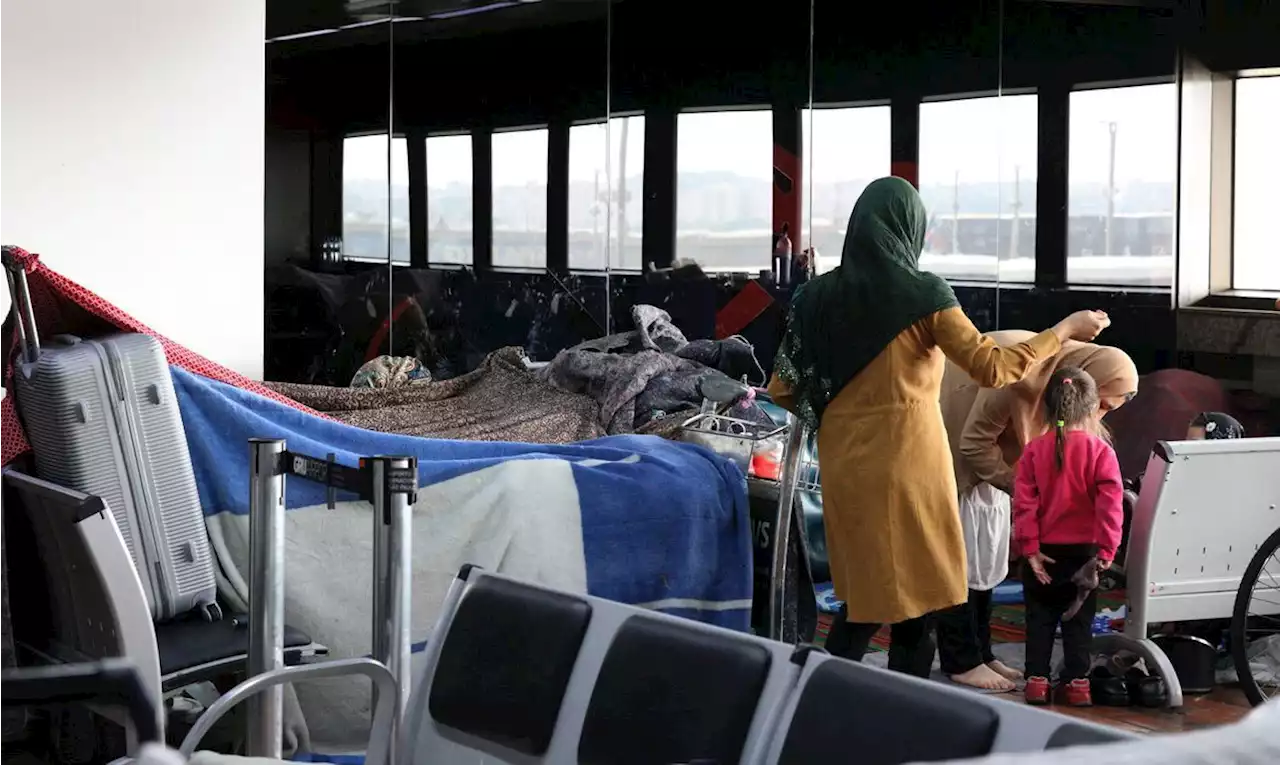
[677,387,815,643]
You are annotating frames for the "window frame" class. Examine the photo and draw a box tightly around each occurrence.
[1178,65,1280,310]
[1062,77,1179,292]
[916,89,1041,286]
[489,123,552,273]
[566,113,647,274]
[339,131,411,265]
[674,106,775,274]
[423,129,477,270]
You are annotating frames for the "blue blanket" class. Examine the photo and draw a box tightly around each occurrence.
[172,366,753,630]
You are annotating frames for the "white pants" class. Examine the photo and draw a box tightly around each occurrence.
[960,483,1012,591]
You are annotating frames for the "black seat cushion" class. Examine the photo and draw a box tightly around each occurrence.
[1046,721,1130,749]
[428,576,592,756]
[156,615,312,676]
[578,614,772,765]
[778,659,999,765]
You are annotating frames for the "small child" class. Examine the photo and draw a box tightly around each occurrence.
[1187,411,1246,441]
[1013,366,1125,707]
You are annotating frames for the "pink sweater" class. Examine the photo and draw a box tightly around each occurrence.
[1013,429,1125,562]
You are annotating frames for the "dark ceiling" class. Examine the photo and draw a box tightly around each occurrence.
[267,0,610,49]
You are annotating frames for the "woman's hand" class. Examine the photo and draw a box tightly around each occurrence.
[1027,551,1055,585]
[1052,310,1111,343]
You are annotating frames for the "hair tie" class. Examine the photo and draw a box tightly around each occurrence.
[1056,420,1065,428]
[1062,378,1073,385]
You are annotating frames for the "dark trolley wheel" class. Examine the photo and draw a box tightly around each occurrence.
[1231,525,1280,707]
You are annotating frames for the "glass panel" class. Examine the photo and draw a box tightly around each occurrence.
[676,110,773,272]
[1066,83,1177,287]
[919,94,1038,284]
[492,127,549,269]
[426,133,474,266]
[568,116,644,272]
[1233,75,1280,291]
[568,120,609,272]
[263,9,394,385]
[801,105,891,275]
[342,134,408,263]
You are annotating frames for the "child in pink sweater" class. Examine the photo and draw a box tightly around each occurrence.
[1013,366,1125,707]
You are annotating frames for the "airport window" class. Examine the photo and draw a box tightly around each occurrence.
[802,105,891,275]
[491,127,549,269]
[676,110,773,272]
[426,134,474,266]
[342,134,410,263]
[1232,75,1280,292]
[918,94,1039,283]
[568,115,646,271]
[1066,83,1177,288]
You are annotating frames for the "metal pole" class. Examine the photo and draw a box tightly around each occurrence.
[1105,121,1117,257]
[369,456,414,763]
[370,460,391,667]
[246,439,286,759]
[770,421,807,641]
[13,268,41,363]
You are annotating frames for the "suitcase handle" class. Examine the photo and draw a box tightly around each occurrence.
[1,659,161,745]
[2,247,41,364]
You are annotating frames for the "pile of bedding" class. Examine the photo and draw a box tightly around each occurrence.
[266,346,604,444]
[538,304,767,435]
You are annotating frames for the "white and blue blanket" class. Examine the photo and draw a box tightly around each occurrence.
[171,367,751,750]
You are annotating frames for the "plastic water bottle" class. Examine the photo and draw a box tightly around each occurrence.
[1092,613,1113,635]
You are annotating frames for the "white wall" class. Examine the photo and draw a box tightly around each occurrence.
[2,0,267,378]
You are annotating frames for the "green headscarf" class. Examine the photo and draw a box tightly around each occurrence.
[774,176,959,430]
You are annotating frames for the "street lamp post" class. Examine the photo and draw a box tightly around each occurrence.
[1105,121,1117,257]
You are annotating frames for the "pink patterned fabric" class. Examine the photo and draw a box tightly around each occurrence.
[2,246,322,465]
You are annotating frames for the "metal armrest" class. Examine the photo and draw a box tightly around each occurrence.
[177,658,396,765]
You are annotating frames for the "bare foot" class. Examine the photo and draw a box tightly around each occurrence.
[987,660,1023,682]
[949,664,1016,692]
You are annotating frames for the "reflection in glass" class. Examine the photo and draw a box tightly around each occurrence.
[342,134,409,262]
[426,134,474,265]
[1233,76,1280,292]
[568,116,646,271]
[1066,84,1176,288]
[919,95,1038,283]
[492,127,549,269]
[676,110,773,271]
[801,105,891,274]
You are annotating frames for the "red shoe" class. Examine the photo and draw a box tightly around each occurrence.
[1025,676,1051,705]
[1063,678,1093,707]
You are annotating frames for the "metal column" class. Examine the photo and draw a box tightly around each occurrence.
[770,421,808,641]
[369,455,414,761]
[246,438,286,759]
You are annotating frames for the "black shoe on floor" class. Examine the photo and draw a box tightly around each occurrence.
[1089,665,1131,707]
[1124,667,1169,708]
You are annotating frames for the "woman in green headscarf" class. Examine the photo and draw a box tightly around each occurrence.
[767,177,1110,675]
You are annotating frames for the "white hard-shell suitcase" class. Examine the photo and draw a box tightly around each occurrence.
[4,250,220,622]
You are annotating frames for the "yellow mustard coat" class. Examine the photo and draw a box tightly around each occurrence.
[769,307,1060,624]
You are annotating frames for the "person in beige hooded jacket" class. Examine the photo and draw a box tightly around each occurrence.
[936,330,1138,691]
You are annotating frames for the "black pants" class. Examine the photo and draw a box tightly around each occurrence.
[1022,544,1097,682]
[825,604,936,678]
[935,588,996,676]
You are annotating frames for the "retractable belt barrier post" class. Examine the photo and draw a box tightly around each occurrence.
[244,440,418,760]
[246,439,286,759]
